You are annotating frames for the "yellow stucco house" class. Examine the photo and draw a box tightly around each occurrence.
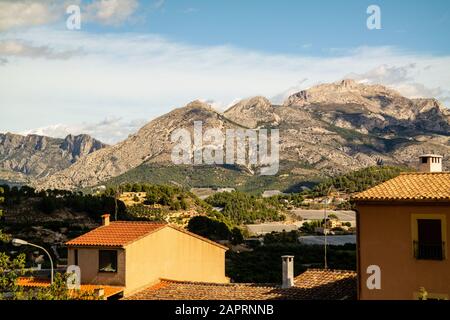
[353,154,450,300]
[65,214,229,298]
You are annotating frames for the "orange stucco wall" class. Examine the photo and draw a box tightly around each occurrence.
[124,227,228,295]
[67,247,126,287]
[357,202,450,300]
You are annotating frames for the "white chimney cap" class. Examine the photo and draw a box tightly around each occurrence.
[419,154,443,158]
[418,154,443,173]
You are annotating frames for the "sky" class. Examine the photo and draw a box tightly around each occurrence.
[0,0,449,144]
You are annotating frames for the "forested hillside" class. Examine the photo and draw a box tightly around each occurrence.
[309,166,411,196]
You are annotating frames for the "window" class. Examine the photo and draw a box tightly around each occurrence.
[414,219,444,260]
[99,250,118,272]
[421,157,427,164]
[74,249,78,266]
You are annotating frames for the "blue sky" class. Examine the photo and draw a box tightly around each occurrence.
[85,0,450,56]
[0,0,449,143]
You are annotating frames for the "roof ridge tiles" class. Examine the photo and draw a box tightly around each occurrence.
[159,278,278,288]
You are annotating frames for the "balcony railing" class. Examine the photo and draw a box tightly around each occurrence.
[413,241,445,260]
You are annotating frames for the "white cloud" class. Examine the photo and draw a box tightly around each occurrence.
[22,117,148,144]
[0,39,80,63]
[347,64,415,84]
[270,78,309,104]
[0,0,141,31]
[0,0,59,31]
[346,64,450,103]
[85,0,139,25]
[1,28,449,143]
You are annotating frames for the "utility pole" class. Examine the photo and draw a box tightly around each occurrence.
[323,185,335,269]
[324,194,328,269]
[114,184,121,221]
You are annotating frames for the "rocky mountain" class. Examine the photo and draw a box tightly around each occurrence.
[33,101,242,190]
[281,79,450,135]
[35,80,450,191]
[0,133,106,182]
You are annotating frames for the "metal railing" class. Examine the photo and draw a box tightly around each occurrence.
[413,241,445,260]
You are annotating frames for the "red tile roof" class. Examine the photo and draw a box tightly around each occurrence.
[18,277,124,298]
[66,221,167,247]
[123,269,357,300]
[65,221,228,249]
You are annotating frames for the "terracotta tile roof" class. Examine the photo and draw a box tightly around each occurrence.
[66,221,167,247]
[65,221,228,250]
[292,269,357,299]
[18,277,124,298]
[123,269,356,300]
[352,172,450,202]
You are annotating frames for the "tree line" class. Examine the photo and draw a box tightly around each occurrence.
[308,166,410,196]
[205,191,286,224]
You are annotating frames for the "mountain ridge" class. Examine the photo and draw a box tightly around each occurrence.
[0,132,107,182]
[23,79,450,191]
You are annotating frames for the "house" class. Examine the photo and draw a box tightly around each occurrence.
[18,215,357,300]
[325,217,342,229]
[65,214,229,297]
[353,154,450,300]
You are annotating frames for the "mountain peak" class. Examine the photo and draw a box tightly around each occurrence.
[283,79,403,109]
[337,79,358,88]
[185,100,214,111]
[224,96,276,128]
[0,132,106,179]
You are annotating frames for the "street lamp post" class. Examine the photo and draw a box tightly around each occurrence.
[12,238,54,284]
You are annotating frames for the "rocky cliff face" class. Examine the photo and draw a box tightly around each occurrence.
[282,79,450,135]
[34,101,240,189]
[34,80,450,191]
[0,133,106,180]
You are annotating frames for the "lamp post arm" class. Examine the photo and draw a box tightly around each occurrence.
[27,243,54,284]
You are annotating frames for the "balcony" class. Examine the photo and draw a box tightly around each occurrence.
[413,241,445,260]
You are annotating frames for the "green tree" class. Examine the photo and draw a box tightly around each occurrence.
[131,184,142,192]
[187,216,232,241]
[32,273,99,300]
[180,198,188,210]
[230,227,244,245]
[205,191,284,225]
[0,253,27,299]
[37,196,58,214]
[0,186,6,242]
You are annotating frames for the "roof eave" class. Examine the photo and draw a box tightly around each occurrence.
[354,198,450,205]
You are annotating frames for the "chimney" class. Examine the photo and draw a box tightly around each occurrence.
[101,214,110,226]
[281,255,294,288]
[418,154,443,173]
